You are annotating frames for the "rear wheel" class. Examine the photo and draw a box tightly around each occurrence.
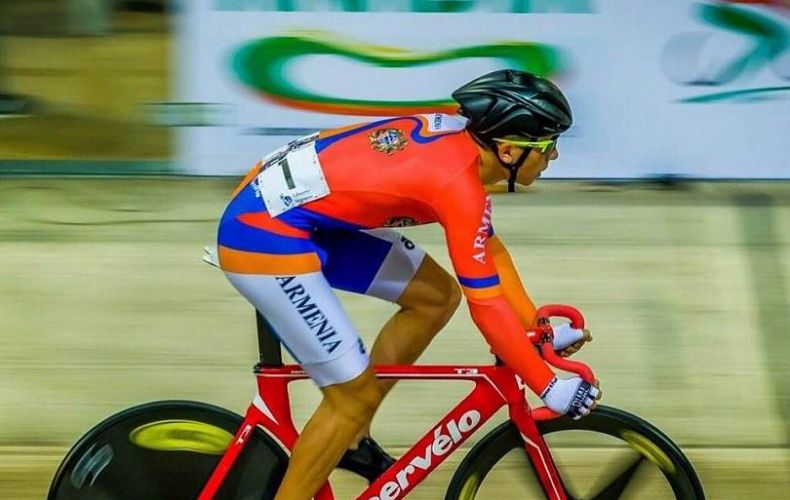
[445,405,704,499]
[48,400,287,500]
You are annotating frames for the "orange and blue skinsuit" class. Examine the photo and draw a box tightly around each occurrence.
[217,114,554,393]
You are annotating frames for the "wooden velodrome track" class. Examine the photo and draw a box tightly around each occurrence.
[1,178,788,498]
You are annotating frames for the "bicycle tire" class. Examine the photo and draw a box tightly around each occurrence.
[48,400,288,500]
[445,405,705,500]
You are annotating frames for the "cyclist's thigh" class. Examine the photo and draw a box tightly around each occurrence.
[312,228,426,302]
[217,214,368,387]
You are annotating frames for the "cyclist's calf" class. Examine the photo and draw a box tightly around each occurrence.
[275,368,385,499]
[324,367,385,428]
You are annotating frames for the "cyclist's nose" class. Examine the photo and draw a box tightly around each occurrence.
[550,147,559,161]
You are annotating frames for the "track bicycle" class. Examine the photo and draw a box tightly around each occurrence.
[48,299,704,499]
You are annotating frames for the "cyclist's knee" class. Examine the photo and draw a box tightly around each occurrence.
[442,277,463,314]
[400,258,462,320]
[422,270,462,322]
[323,368,383,425]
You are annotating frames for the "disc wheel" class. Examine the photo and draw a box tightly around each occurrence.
[48,400,287,500]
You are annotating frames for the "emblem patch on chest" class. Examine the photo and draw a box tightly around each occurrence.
[383,216,417,228]
[369,128,407,155]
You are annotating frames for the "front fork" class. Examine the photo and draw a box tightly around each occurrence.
[510,402,568,500]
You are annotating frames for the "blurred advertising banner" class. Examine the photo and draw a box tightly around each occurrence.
[175,0,789,178]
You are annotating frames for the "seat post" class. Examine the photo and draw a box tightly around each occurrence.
[255,310,283,368]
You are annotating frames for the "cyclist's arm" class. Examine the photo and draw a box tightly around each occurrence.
[486,234,539,329]
[434,172,554,394]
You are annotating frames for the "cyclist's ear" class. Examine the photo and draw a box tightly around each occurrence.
[495,142,518,165]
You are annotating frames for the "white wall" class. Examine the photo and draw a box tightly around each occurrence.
[175,0,790,178]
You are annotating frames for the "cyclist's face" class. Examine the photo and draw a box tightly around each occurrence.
[515,142,559,186]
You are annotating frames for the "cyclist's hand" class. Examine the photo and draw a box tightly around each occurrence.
[540,376,601,419]
[552,323,592,358]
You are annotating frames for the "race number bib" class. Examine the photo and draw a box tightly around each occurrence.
[255,134,330,217]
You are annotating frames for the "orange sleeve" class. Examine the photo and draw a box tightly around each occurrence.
[467,296,554,393]
[487,235,539,329]
[433,166,554,394]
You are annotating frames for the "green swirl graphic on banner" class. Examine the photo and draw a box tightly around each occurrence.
[682,85,790,103]
[698,2,787,81]
[232,32,562,115]
[666,2,789,102]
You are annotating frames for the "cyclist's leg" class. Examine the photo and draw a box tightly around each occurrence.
[221,269,385,500]
[316,227,461,393]
[276,368,382,500]
[370,252,462,393]
[218,214,385,499]
[317,228,461,373]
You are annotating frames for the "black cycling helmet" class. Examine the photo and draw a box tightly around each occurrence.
[452,69,573,143]
[453,69,573,191]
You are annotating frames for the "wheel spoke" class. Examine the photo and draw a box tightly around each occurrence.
[589,454,647,500]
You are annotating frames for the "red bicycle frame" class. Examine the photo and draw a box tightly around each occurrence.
[197,305,595,500]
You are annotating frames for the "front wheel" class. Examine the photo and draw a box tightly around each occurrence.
[445,405,704,500]
[48,400,288,500]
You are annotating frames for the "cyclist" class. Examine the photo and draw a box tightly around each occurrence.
[216,69,600,500]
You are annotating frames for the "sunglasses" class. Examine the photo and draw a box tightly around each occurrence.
[493,137,558,154]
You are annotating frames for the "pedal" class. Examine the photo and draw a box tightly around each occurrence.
[337,436,395,483]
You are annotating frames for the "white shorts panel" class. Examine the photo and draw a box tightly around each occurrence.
[224,272,369,380]
[301,345,369,387]
[362,229,426,302]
